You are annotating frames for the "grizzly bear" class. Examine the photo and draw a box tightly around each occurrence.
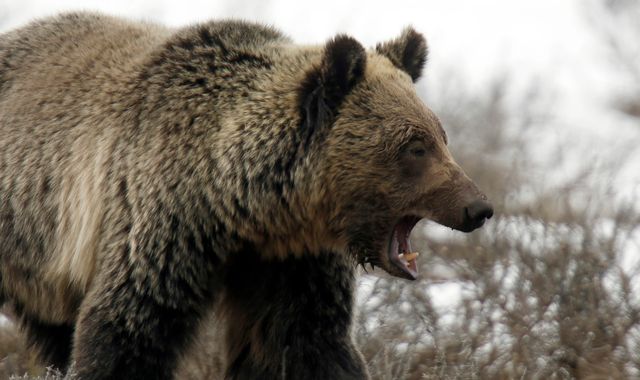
[0,12,493,380]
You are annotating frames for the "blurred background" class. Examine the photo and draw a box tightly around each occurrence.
[1,0,639,379]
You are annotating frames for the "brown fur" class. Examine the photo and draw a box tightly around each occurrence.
[0,12,490,379]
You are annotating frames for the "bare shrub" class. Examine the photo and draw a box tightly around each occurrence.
[586,0,640,120]
[8,367,76,380]
[354,75,640,379]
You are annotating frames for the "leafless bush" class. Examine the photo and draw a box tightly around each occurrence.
[586,0,640,119]
[354,75,640,379]
[8,368,76,380]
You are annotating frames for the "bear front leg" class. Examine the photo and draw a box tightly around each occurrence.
[21,317,74,372]
[72,268,213,379]
[222,250,370,380]
[71,225,221,380]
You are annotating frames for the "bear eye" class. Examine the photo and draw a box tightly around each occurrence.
[410,146,426,157]
[404,140,428,158]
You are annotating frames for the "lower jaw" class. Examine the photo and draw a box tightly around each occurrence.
[381,260,418,280]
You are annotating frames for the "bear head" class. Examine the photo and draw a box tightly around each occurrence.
[298,28,493,280]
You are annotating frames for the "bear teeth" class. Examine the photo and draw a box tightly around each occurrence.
[399,252,419,262]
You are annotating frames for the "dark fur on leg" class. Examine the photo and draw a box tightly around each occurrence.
[222,250,369,380]
[72,277,214,380]
[69,211,224,380]
[22,318,74,372]
[10,301,74,372]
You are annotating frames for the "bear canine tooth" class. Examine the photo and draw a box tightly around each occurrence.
[403,252,419,261]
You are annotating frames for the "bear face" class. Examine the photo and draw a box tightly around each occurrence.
[299,29,493,280]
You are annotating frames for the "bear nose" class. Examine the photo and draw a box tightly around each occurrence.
[464,200,494,226]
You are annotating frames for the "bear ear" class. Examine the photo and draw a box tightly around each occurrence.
[298,35,366,149]
[317,35,367,109]
[376,27,428,82]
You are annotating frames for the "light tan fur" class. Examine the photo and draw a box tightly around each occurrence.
[50,132,108,294]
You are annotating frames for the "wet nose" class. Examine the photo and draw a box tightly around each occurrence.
[463,200,494,229]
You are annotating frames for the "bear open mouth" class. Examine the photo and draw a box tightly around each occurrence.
[387,216,421,280]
